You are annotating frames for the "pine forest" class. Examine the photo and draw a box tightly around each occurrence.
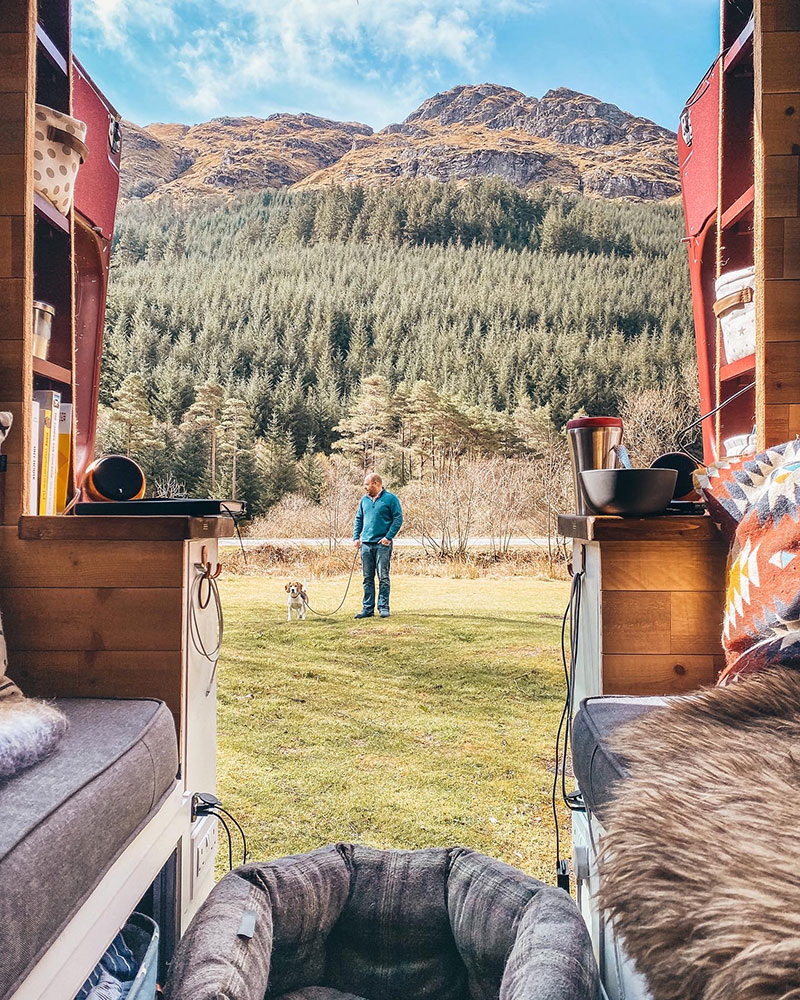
[101,178,699,544]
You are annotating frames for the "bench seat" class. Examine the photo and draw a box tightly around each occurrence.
[0,698,178,999]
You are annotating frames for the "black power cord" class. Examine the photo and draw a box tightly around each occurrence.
[192,792,249,869]
[552,569,585,893]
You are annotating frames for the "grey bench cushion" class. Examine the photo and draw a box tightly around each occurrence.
[0,698,178,999]
[572,696,669,823]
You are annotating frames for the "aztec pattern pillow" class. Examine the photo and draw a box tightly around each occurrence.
[696,439,800,684]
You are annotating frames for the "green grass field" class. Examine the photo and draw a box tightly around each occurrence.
[217,573,571,882]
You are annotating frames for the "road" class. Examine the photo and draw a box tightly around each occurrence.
[219,536,553,548]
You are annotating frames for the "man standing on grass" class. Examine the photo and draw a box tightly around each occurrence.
[353,472,403,619]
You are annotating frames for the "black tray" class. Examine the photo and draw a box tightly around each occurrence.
[75,499,246,516]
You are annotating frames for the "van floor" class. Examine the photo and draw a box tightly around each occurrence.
[216,574,570,882]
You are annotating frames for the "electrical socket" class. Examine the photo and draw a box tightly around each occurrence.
[191,815,218,897]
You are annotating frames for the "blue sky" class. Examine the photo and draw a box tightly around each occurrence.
[72,0,720,132]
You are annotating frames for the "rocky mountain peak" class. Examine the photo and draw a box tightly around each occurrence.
[120,83,679,203]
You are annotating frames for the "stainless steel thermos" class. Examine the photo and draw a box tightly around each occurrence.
[566,417,624,515]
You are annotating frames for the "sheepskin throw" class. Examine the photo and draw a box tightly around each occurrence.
[598,669,800,1000]
[0,697,68,780]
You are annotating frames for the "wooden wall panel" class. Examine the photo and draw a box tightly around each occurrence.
[0,33,26,91]
[600,541,727,592]
[11,650,184,725]
[0,587,184,650]
[0,218,25,277]
[757,1,800,447]
[601,592,672,655]
[764,154,800,216]
[0,0,32,523]
[0,340,27,398]
[0,278,25,336]
[762,0,800,32]
[0,531,185,587]
[766,401,790,442]
[603,654,722,696]
[670,591,726,653]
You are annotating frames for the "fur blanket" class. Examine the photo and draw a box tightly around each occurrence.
[598,669,800,1000]
[0,696,68,780]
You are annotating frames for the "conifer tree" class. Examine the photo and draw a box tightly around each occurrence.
[182,382,225,493]
[106,372,162,458]
[218,396,252,500]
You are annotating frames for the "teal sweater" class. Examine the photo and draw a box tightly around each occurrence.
[353,490,403,543]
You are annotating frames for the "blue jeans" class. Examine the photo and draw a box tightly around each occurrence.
[360,541,392,613]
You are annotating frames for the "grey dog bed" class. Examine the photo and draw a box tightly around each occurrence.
[165,844,599,1000]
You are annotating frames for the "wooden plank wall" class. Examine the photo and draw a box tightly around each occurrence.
[599,539,727,695]
[756,0,800,446]
[0,0,32,525]
[2,538,186,733]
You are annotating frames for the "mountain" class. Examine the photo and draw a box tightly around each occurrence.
[120,114,373,200]
[120,84,679,202]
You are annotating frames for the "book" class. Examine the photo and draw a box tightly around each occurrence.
[33,390,61,515]
[55,403,72,514]
[29,401,40,516]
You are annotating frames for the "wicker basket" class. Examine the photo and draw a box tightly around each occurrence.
[33,104,88,215]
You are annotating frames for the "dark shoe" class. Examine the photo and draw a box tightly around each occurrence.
[379,610,390,618]
[354,611,374,619]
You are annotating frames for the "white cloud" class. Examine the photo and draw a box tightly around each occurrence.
[73,0,544,124]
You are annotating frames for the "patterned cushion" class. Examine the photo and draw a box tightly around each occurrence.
[696,439,800,684]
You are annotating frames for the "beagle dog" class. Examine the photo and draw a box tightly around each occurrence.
[285,581,309,621]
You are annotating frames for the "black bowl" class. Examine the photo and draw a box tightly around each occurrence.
[579,468,678,516]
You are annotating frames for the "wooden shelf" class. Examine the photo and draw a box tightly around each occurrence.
[558,513,719,542]
[719,353,755,382]
[19,515,237,541]
[724,16,754,73]
[720,185,754,230]
[34,191,69,234]
[36,22,68,75]
[32,356,71,382]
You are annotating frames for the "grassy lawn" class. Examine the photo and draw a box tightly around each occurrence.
[217,572,571,882]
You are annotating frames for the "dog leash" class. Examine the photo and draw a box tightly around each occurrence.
[303,548,360,618]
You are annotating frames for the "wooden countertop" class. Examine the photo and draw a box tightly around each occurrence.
[18,515,237,541]
[557,513,722,542]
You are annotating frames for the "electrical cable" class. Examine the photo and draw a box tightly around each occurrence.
[551,597,571,874]
[303,547,360,617]
[220,502,248,566]
[189,569,224,696]
[562,571,584,813]
[212,804,248,866]
[212,811,233,871]
[552,569,585,881]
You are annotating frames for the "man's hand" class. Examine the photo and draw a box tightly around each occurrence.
[380,537,391,546]
[354,538,361,549]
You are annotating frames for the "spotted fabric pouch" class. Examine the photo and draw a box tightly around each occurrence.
[33,104,87,215]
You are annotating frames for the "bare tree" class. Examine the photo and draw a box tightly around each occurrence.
[400,453,482,558]
[318,455,362,551]
[619,374,700,466]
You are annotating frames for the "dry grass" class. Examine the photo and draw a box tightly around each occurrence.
[221,543,569,580]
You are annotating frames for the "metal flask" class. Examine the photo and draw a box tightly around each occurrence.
[566,417,624,515]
